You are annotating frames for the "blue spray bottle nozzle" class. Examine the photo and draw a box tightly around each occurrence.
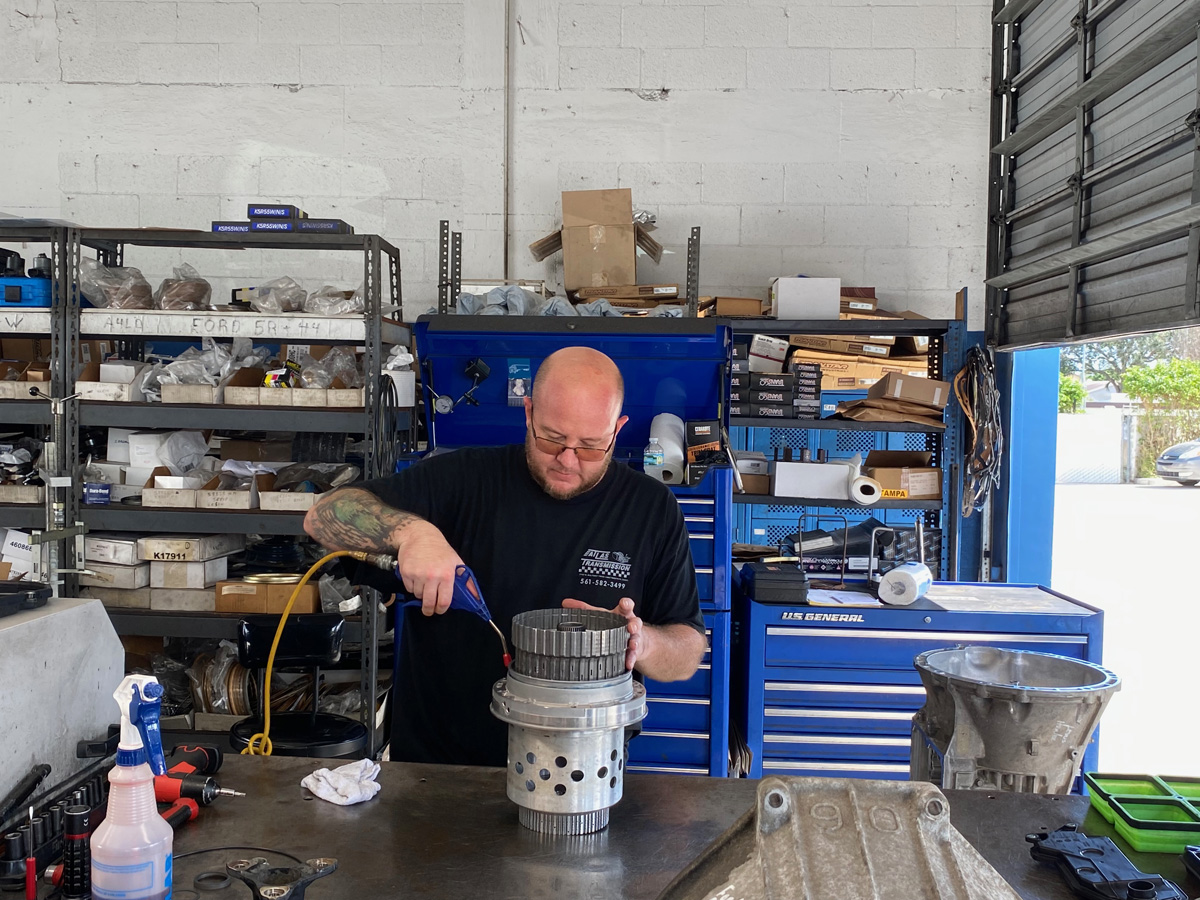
[114,675,166,773]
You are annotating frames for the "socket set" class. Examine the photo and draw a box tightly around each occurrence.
[0,769,109,892]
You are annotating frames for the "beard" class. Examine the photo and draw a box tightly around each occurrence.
[525,432,612,500]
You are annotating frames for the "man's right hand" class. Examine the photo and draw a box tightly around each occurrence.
[392,519,465,616]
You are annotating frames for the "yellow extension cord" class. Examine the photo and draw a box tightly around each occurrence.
[241,549,364,757]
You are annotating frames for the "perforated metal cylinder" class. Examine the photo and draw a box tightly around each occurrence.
[492,609,646,836]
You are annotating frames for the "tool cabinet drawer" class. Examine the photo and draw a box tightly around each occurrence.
[681,514,715,536]
[695,567,713,601]
[763,732,911,761]
[688,533,715,567]
[627,763,708,777]
[764,679,927,710]
[763,626,1089,669]
[763,706,915,736]
[628,731,710,768]
[643,697,711,733]
[762,759,910,780]
[648,662,712,699]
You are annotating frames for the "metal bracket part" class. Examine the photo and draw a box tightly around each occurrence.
[1027,825,1185,900]
[225,857,337,900]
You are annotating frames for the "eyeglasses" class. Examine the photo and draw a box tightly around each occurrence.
[529,418,616,462]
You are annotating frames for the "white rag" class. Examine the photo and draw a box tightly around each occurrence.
[300,759,381,806]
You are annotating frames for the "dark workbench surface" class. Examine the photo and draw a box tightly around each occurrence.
[172,756,1196,900]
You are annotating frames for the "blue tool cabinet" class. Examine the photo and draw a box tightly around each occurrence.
[733,583,1104,781]
[413,316,734,777]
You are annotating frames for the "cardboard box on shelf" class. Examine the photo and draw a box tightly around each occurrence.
[79,562,151,591]
[867,372,950,410]
[259,491,317,511]
[576,284,678,301]
[752,389,791,405]
[84,534,140,565]
[106,428,135,464]
[196,473,274,510]
[768,277,840,320]
[834,398,945,428]
[80,585,151,609]
[150,587,215,612]
[706,296,765,317]
[138,533,245,562]
[772,460,852,500]
[1,556,31,580]
[164,367,264,405]
[748,335,789,373]
[789,335,892,358]
[280,344,333,364]
[76,361,146,402]
[685,420,720,463]
[748,372,795,391]
[863,450,941,500]
[140,467,208,509]
[151,557,229,590]
[750,403,796,419]
[78,340,113,365]
[739,473,771,495]
[0,484,43,504]
[214,579,320,615]
[734,451,769,476]
[218,439,293,462]
[2,338,48,362]
[0,362,48,400]
[727,403,746,417]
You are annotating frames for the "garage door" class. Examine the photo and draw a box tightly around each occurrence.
[986,0,1200,349]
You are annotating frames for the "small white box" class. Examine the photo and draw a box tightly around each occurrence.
[734,452,770,476]
[107,428,135,464]
[150,587,216,612]
[76,363,144,402]
[1,529,33,562]
[747,335,789,374]
[122,466,156,487]
[80,561,151,590]
[1,554,33,580]
[84,534,140,565]
[80,586,151,609]
[87,461,125,484]
[773,460,852,500]
[138,533,246,562]
[150,557,228,590]
[769,277,841,320]
[259,491,317,511]
[100,361,144,383]
[385,370,416,407]
[128,433,172,469]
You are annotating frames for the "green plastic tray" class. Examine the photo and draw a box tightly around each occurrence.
[1085,772,1200,854]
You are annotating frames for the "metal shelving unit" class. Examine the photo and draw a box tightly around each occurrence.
[105,609,363,643]
[78,402,404,433]
[79,506,308,534]
[732,494,943,511]
[729,417,942,434]
[2,402,54,425]
[727,319,952,337]
[0,505,46,528]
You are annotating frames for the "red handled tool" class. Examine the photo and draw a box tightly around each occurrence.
[154,774,243,807]
[160,799,199,831]
[165,745,223,777]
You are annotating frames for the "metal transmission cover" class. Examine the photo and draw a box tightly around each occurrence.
[655,777,1022,900]
[912,646,1120,793]
[492,609,647,836]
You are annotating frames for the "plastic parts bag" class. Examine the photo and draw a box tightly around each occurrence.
[252,276,306,314]
[384,346,414,371]
[79,257,153,309]
[206,641,238,714]
[272,462,360,493]
[298,346,362,389]
[319,574,354,614]
[304,284,364,316]
[154,263,212,310]
[576,298,623,317]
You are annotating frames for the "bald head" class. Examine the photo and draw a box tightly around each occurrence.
[532,347,624,414]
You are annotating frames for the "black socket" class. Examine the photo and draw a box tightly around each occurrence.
[48,804,63,836]
[31,816,46,847]
[816,449,828,463]
[3,832,22,861]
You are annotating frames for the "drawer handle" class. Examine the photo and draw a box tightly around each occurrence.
[767,627,1089,644]
[765,734,910,748]
[766,761,910,774]
[765,708,914,721]
[765,682,925,697]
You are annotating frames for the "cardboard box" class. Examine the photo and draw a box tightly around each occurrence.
[150,587,216,612]
[141,467,208,508]
[259,491,318,511]
[219,439,293,462]
[576,284,678,300]
[880,356,929,378]
[773,460,853,500]
[685,420,720,462]
[867,372,950,410]
[730,358,748,375]
[731,342,748,360]
[840,295,877,313]
[750,403,796,420]
[84,534,140,565]
[729,388,746,404]
[79,562,151,590]
[196,473,274,510]
[739,473,771,495]
[80,585,151,609]
[769,277,840,320]
[0,362,49,400]
[708,296,765,317]
[564,189,635,291]
[78,340,113,365]
[2,338,48,362]
[385,370,416,408]
[280,344,333,364]
[162,367,264,405]
[1,555,32,580]
[727,403,746,417]
[730,373,748,388]
[749,372,794,391]
[122,465,155,487]
[107,428,135,464]
[0,484,44,504]
[1,529,33,561]
[224,368,272,405]
[76,362,145,402]
[751,389,791,405]
[214,579,320,615]
[127,433,171,469]
[789,335,892,358]
[138,533,245,562]
[748,335,789,374]
[863,451,941,500]
[109,484,143,502]
[734,451,769,476]
[151,557,228,589]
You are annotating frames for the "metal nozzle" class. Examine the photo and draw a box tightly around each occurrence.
[347,551,397,572]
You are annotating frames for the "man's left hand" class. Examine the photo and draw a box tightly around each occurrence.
[561,597,648,672]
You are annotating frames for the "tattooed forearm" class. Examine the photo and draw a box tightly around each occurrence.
[303,487,424,552]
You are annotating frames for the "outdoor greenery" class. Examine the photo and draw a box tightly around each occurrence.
[1059,333,1174,390]
[1058,374,1087,414]
[1122,358,1200,476]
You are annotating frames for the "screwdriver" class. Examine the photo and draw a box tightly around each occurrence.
[159,799,199,831]
[24,807,34,900]
[153,774,243,807]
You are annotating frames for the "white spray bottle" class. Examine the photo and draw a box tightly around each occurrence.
[91,675,173,900]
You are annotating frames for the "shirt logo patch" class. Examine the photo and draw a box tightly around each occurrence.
[578,548,633,590]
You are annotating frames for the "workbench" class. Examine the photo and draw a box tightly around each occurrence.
[170,756,1196,900]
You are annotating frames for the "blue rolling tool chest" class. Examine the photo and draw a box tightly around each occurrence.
[0,277,52,307]
[413,316,734,776]
[733,581,1104,781]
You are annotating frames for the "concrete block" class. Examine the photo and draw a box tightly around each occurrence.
[915,48,990,90]
[830,48,914,91]
[650,204,741,245]
[949,245,986,291]
[559,4,620,48]
[384,197,448,240]
[344,86,500,158]
[178,155,259,195]
[865,247,950,291]
[747,48,829,90]
[868,162,955,206]
[260,155,342,196]
[560,47,639,90]
[838,90,986,163]
[61,42,139,84]
[788,7,870,48]
[909,205,985,248]
[177,2,259,44]
[513,0,559,89]
[871,7,957,49]
[784,162,869,205]
[259,3,340,44]
[622,7,703,49]
[618,162,702,205]
[557,162,620,191]
[340,3,422,45]
[701,163,783,204]
[824,205,909,248]
[956,5,992,49]
[300,44,381,85]
[59,152,97,194]
[740,206,824,247]
[382,46,463,86]
[139,194,220,230]
[0,31,59,84]
[139,43,219,84]
[341,157,421,197]
[422,157,464,201]
[393,240,431,284]
[780,245,867,284]
[421,3,465,45]
[218,44,299,84]
[642,49,746,91]
[95,1,178,43]
[63,193,140,228]
[58,1,98,42]
[97,153,178,194]
[696,244,784,289]
[704,5,787,48]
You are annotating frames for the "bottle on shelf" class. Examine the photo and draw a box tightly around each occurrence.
[643,437,665,478]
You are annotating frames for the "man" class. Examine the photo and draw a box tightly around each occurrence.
[304,346,708,766]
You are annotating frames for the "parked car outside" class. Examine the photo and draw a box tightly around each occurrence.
[1156,439,1200,486]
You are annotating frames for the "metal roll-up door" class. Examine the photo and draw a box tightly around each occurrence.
[986,0,1200,348]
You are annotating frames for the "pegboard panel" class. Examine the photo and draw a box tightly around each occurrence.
[903,432,928,451]
[834,432,877,453]
[762,428,809,451]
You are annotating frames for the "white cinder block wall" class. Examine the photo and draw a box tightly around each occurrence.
[1,0,991,323]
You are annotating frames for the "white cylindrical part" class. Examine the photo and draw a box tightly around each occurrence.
[878,562,933,606]
[647,413,686,484]
[849,474,882,505]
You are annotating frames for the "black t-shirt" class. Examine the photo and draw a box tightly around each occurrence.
[358,444,703,766]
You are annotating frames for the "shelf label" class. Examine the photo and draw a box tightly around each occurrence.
[86,312,353,340]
